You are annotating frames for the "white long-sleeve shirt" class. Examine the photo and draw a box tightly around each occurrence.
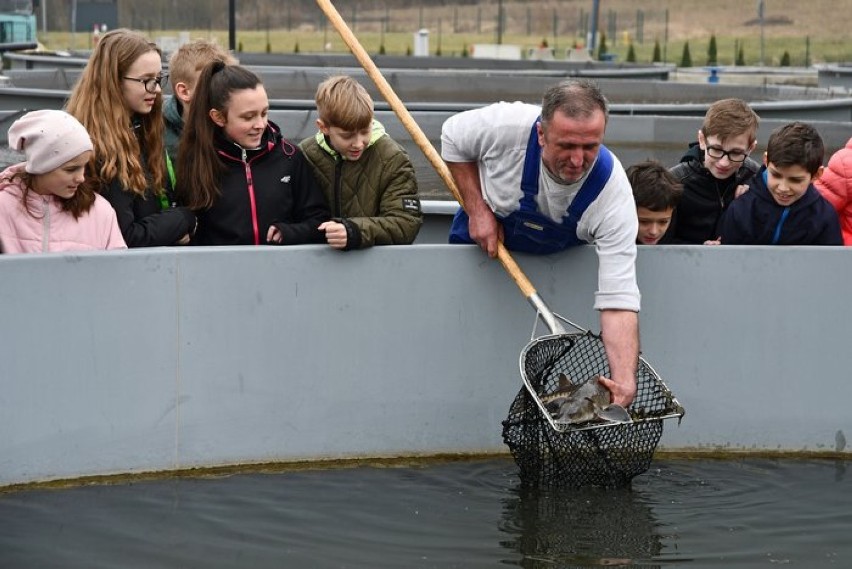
[441,101,640,312]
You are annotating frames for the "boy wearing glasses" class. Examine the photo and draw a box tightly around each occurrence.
[665,98,761,244]
[716,122,841,245]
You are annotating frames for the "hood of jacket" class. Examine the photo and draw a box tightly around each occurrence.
[678,141,704,166]
[312,119,386,159]
[1,163,73,215]
[163,95,183,137]
[750,165,823,211]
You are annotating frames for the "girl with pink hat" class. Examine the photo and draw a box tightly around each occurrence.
[0,110,126,253]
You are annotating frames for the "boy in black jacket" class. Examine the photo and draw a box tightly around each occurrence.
[717,122,842,245]
[666,98,760,244]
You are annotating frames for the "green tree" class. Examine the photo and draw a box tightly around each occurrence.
[294,41,300,54]
[597,32,608,61]
[707,34,718,65]
[680,41,692,67]
[461,43,469,58]
[265,41,271,54]
[379,43,386,55]
[237,40,243,52]
[736,43,745,66]
[626,43,636,63]
[780,50,791,66]
[652,39,661,63]
[406,45,412,56]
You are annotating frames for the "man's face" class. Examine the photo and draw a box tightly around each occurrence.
[538,109,606,184]
[698,131,755,180]
[764,159,820,207]
[636,206,673,245]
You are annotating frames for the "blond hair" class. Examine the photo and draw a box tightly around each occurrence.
[315,75,373,131]
[66,28,166,197]
[168,39,238,89]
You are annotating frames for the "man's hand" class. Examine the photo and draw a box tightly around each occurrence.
[175,233,190,245]
[467,208,503,258]
[597,375,637,408]
[319,220,348,249]
[445,161,503,257]
[599,309,639,407]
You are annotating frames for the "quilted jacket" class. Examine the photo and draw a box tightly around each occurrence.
[299,120,422,249]
[814,137,852,245]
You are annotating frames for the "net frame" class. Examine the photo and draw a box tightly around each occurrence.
[502,312,685,487]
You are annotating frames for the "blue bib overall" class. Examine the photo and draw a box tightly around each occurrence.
[449,119,614,254]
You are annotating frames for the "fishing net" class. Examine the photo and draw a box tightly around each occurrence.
[502,318,684,488]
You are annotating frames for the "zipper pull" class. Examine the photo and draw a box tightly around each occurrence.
[241,148,248,163]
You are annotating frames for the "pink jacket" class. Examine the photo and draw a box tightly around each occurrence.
[0,163,127,254]
[815,137,852,246]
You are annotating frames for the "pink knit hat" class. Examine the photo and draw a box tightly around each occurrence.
[7,110,94,175]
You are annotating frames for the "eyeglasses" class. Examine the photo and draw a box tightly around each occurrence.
[705,146,749,163]
[122,74,167,93]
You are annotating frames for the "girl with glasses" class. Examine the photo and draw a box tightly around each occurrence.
[66,28,196,247]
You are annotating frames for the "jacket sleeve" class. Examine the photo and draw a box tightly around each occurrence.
[717,199,748,244]
[101,201,128,250]
[815,201,843,245]
[815,147,852,215]
[273,150,331,245]
[101,177,196,248]
[346,144,422,248]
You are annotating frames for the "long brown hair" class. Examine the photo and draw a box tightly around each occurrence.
[66,28,166,198]
[3,168,96,220]
[177,63,263,210]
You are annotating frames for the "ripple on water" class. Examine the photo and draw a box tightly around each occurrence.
[0,457,850,568]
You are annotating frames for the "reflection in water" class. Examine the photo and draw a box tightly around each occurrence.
[500,483,664,568]
[2,458,851,568]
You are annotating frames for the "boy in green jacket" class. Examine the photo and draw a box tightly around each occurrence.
[299,75,422,250]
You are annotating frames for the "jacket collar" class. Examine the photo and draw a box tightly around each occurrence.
[313,119,386,159]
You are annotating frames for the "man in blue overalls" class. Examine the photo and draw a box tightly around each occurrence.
[441,79,640,407]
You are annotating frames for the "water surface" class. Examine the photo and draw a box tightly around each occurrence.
[1,457,849,568]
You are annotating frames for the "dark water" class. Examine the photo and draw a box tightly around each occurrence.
[1,457,850,568]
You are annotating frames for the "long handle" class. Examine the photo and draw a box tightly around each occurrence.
[315,0,537,299]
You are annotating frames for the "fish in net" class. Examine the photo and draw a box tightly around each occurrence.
[502,322,684,488]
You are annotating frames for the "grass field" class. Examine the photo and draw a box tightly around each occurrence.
[36,0,852,66]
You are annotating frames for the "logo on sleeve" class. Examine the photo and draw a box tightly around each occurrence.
[402,198,421,213]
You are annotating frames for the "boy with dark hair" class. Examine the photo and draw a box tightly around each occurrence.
[299,75,422,250]
[718,122,842,245]
[626,159,683,245]
[667,98,761,244]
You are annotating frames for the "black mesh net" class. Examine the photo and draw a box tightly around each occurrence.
[502,331,683,488]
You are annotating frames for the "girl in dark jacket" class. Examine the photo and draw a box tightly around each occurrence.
[176,63,329,246]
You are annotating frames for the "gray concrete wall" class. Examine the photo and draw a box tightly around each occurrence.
[1,108,851,199]
[1,243,850,487]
